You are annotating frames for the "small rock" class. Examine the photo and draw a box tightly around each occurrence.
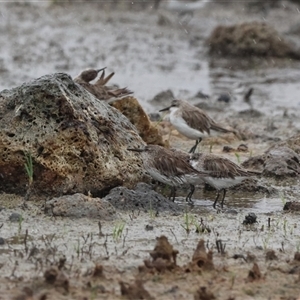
[237,144,248,152]
[145,224,154,231]
[217,93,230,103]
[243,213,257,225]
[283,201,300,211]
[150,89,174,104]
[194,91,210,99]
[0,237,5,245]
[222,145,235,153]
[9,213,22,223]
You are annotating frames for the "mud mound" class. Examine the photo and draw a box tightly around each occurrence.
[207,22,300,59]
[0,73,145,199]
[45,193,116,219]
[242,146,300,178]
[103,182,182,213]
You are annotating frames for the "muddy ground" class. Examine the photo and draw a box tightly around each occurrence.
[1,1,300,299]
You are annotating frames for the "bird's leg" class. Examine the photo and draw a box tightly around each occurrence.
[169,186,176,202]
[189,138,202,154]
[186,184,195,203]
[213,190,220,209]
[220,189,227,208]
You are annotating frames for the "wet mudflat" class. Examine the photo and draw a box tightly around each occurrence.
[1,1,300,299]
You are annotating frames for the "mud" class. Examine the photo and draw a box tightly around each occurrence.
[1,1,300,299]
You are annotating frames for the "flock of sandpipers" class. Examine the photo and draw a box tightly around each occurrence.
[75,68,259,209]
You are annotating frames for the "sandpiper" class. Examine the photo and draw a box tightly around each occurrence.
[160,99,235,153]
[128,145,208,202]
[190,152,259,209]
[74,68,133,102]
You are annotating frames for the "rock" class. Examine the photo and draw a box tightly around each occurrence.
[103,182,182,213]
[242,146,300,178]
[243,212,257,225]
[217,93,230,103]
[9,213,22,222]
[207,22,300,59]
[0,73,145,199]
[283,201,300,211]
[150,89,174,105]
[45,193,115,219]
[0,237,5,245]
[110,96,165,146]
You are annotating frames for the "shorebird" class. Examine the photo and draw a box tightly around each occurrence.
[128,145,208,202]
[74,68,133,102]
[190,152,259,209]
[160,99,235,153]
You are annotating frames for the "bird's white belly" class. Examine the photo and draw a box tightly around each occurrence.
[204,176,247,190]
[170,111,204,140]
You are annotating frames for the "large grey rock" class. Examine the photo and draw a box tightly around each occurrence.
[0,73,145,199]
[104,182,182,213]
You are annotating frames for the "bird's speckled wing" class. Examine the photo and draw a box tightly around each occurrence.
[203,155,250,179]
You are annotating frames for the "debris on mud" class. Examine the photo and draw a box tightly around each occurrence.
[207,22,300,59]
[120,279,153,300]
[45,193,116,219]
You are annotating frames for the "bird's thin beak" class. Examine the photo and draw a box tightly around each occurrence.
[127,148,145,152]
[159,105,172,112]
[96,67,107,73]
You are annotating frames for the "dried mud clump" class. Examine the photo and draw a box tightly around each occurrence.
[194,286,216,300]
[247,263,262,282]
[142,235,178,273]
[44,266,69,293]
[119,279,153,300]
[0,73,145,198]
[265,250,278,261]
[186,239,214,272]
[207,22,300,59]
[242,146,300,178]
